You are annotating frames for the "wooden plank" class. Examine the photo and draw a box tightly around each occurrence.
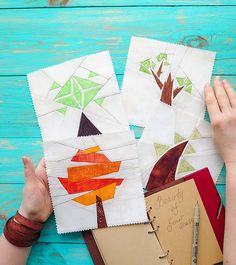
[0,75,236,138]
[0,0,236,8]
[0,7,236,75]
[0,138,43,183]
[0,184,86,243]
[28,243,93,265]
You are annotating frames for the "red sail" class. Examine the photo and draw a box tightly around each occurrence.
[146,141,188,191]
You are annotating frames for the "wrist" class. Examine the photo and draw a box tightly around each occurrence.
[18,206,43,223]
[4,211,44,247]
[225,161,236,171]
[225,162,236,187]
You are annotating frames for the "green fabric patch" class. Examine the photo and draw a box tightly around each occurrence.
[54,76,101,109]
[177,159,195,173]
[154,143,169,157]
[74,76,100,90]
[50,81,61,90]
[176,77,185,86]
[174,132,185,144]
[156,53,169,65]
[56,95,80,108]
[184,85,192,93]
[176,76,192,93]
[184,144,196,154]
[185,77,191,86]
[139,65,151,74]
[73,80,83,107]
[83,88,101,108]
[88,71,99,78]
[94,98,105,106]
[139,59,153,74]
[57,107,67,115]
[191,128,201,140]
[55,79,71,99]
[151,61,156,68]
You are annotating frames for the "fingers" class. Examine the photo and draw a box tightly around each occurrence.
[49,0,57,5]
[204,83,221,122]
[22,157,36,183]
[214,76,231,112]
[35,157,48,183]
[222,79,236,108]
[36,158,46,171]
[48,0,69,5]
[61,0,69,4]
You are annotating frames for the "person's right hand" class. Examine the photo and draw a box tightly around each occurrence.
[204,76,236,166]
[19,157,53,223]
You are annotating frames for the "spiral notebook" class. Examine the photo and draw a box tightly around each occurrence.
[83,168,224,265]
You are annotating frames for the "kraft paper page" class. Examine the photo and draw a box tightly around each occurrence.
[146,179,222,265]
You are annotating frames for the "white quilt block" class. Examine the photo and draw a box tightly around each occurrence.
[28,51,129,141]
[138,102,223,189]
[43,131,148,233]
[121,36,216,127]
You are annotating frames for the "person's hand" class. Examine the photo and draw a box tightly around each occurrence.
[19,157,53,222]
[204,76,236,166]
[49,0,69,5]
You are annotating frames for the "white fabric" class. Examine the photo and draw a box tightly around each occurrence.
[121,36,216,126]
[43,131,148,233]
[28,51,129,142]
[138,103,223,187]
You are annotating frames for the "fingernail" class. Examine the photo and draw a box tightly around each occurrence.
[215,76,220,81]
[223,79,228,83]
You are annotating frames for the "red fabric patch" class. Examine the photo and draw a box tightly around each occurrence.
[58,177,123,194]
[71,151,110,163]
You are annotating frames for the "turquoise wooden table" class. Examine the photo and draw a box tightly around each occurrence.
[0,0,236,264]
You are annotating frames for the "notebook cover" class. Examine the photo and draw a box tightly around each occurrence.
[82,167,225,264]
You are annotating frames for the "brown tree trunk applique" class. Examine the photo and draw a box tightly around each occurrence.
[173,86,184,98]
[160,73,174,106]
[96,195,107,228]
[151,62,164,89]
[149,58,184,105]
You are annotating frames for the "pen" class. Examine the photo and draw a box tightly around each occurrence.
[191,202,200,265]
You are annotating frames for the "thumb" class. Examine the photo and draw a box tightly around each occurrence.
[22,156,36,182]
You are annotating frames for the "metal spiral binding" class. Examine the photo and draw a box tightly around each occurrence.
[146,206,152,213]
[159,250,173,264]
[147,207,159,233]
[148,225,159,234]
[147,207,174,264]
[159,250,169,259]
[148,216,156,223]
[147,206,174,265]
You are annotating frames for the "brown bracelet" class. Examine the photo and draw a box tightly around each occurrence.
[3,211,44,247]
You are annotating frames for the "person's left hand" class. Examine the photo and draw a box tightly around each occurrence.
[19,157,53,222]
